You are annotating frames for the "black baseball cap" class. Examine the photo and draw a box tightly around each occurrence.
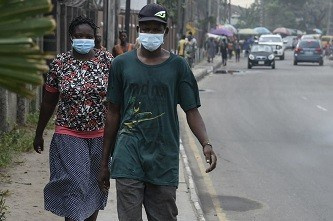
[138,3,168,24]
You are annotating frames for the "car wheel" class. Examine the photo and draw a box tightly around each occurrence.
[248,62,252,69]
[272,62,275,69]
[280,54,285,60]
[293,60,297,65]
[319,60,323,66]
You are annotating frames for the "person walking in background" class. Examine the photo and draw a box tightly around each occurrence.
[235,42,241,62]
[185,32,197,68]
[205,37,216,63]
[33,16,113,221]
[220,38,228,66]
[177,34,187,57]
[95,34,106,50]
[112,30,134,57]
[228,40,234,60]
[98,3,217,221]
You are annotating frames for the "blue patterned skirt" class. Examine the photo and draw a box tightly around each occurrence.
[44,134,108,221]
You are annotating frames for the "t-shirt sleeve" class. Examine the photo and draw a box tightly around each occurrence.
[44,58,59,93]
[106,59,123,104]
[178,59,201,111]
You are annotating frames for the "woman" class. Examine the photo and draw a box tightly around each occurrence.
[33,16,113,221]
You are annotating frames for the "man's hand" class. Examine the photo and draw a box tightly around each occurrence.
[98,165,110,194]
[33,136,44,154]
[203,145,217,173]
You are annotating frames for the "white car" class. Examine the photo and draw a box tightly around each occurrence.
[258,34,285,60]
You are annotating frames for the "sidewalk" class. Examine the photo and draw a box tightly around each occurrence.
[98,57,222,221]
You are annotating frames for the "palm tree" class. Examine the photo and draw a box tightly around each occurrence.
[0,0,56,98]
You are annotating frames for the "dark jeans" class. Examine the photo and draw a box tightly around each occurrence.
[116,179,178,221]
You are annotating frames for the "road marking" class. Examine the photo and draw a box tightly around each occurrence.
[316,105,328,112]
[181,112,228,221]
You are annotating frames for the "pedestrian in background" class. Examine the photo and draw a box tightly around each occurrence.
[228,40,234,60]
[235,42,241,62]
[177,34,187,57]
[98,3,217,221]
[95,33,106,50]
[112,30,134,57]
[205,37,216,63]
[185,31,197,68]
[33,16,113,221]
[220,38,228,66]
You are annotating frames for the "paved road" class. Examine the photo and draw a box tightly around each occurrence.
[180,51,333,221]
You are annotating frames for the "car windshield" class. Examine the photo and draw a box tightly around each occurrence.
[259,37,282,42]
[299,41,320,48]
[251,45,273,52]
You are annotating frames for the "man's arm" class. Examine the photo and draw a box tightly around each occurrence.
[185,107,217,173]
[98,102,121,193]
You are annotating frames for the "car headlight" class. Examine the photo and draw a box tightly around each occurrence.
[276,45,282,49]
[268,54,275,60]
[249,54,255,60]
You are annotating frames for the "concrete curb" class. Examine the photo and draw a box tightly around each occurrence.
[180,60,222,221]
[180,140,206,221]
[194,61,222,81]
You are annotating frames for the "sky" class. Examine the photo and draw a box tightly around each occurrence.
[231,0,255,8]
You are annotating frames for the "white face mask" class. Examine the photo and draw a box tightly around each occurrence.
[138,32,164,51]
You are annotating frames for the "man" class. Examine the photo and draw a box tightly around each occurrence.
[99,3,217,221]
[220,38,228,66]
[95,34,106,50]
[112,30,134,57]
[185,31,197,68]
[177,34,186,57]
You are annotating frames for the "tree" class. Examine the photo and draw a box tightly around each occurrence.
[237,0,331,32]
[0,0,56,98]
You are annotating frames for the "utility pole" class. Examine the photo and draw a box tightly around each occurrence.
[177,0,185,35]
[327,0,333,35]
[260,0,265,26]
[207,0,211,31]
[105,0,117,50]
[228,0,231,24]
[125,0,131,38]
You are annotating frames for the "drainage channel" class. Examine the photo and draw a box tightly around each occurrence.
[214,69,246,75]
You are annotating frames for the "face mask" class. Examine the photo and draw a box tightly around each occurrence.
[138,33,164,51]
[72,39,95,54]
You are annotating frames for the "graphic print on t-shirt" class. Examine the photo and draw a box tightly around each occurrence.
[119,96,165,135]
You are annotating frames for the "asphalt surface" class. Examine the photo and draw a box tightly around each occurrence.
[180,51,333,221]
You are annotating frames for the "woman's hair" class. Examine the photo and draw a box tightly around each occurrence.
[69,15,97,36]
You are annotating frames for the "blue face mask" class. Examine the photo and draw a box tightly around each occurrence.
[138,33,164,51]
[72,39,95,54]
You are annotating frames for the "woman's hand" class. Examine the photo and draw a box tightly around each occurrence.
[33,135,44,154]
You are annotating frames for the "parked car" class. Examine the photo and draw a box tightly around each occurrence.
[301,34,320,40]
[321,35,333,55]
[293,39,324,66]
[248,44,275,69]
[258,34,285,60]
[283,36,298,49]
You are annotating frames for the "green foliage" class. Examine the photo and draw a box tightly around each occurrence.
[0,0,56,98]
[0,111,52,168]
[0,127,34,167]
[26,111,54,130]
[237,0,331,32]
[0,190,9,221]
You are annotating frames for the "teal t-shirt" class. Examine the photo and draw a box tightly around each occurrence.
[107,50,200,186]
